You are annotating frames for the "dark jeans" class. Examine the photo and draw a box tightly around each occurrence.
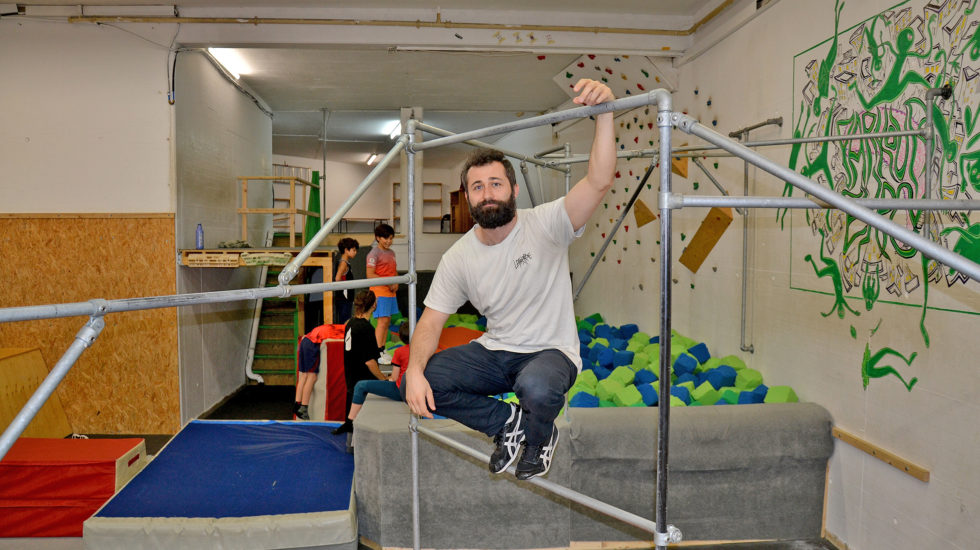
[421,342,577,446]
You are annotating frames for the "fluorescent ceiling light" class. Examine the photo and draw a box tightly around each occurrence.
[385,121,401,140]
[207,48,250,80]
[366,154,379,166]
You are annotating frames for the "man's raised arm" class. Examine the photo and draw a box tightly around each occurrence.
[403,306,450,418]
[564,79,617,232]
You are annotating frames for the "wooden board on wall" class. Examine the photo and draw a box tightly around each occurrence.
[0,215,180,434]
[0,348,73,438]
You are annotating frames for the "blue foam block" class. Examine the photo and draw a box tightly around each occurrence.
[580,343,591,358]
[649,335,660,344]
[569,393,601,407]
[619,323,639,339]
[594,324,613,340]
[670,385,691,404]
[705,365,737,390]
[687,342,711,364]
[609,338,628,351]
[592,365,612,381]
[738,391,764,404]
[752,384,769,399]
[673,353,699,376]
[637,383,659,406]
[578,329,594,344]
[713,400,730,405]
[675,372,697,386]
[597,347,615,368]
[612,350,635,367]
[634,369,658,385]
[588,343,607,364]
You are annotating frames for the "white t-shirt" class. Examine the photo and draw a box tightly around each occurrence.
[425,197,584,371]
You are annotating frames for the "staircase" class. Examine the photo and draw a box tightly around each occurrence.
[250,232,304,385]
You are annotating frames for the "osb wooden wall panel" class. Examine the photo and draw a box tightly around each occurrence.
[0,215,179,434]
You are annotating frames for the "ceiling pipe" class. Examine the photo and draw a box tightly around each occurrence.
[67,1,735,38]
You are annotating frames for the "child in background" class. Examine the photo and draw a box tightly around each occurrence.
[295,323,338,420]
[333,237,360,324]
[366,223,399,357]
[333,290,387,434]
[332,321,410,433]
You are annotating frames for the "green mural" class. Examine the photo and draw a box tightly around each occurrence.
[791,0,980,390]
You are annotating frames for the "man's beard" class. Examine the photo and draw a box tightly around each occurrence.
[469,194,517,229]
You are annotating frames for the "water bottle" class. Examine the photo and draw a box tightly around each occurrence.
[195,224,204,249]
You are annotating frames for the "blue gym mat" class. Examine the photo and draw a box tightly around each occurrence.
[95,420,353,519]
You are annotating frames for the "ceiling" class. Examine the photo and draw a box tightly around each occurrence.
[17,0,739,165]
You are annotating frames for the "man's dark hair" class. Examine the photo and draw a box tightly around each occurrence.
[337,237,359,253]
[460,148,516,191]
[374,223,395,239]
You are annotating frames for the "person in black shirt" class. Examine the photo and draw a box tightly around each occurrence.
[334,290,387,434]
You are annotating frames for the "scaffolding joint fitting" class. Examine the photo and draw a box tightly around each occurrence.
[661,192,680,209]
[87,299,110,317]
[409,415,419,433]
[653,525,682,546]
[657,111,672,128]
[277,266,298,286]
[77,315,106,348]
[672,113,696,132]
[277,284,293,298]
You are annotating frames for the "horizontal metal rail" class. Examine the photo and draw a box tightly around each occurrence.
[411,91,671,151]
[674,113,980,284]
[413,422,660,536]
[0,276,409,324]
[414,122,568,173]
[667,195,980,211]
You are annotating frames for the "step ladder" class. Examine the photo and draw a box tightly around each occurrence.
[250,232,305,385]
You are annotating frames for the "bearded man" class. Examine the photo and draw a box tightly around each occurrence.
[403,79,615,480]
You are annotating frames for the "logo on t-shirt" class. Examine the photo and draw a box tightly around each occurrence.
[513,252,532,270]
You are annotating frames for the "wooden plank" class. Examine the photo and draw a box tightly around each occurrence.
[0,348,74,438]
[633,199,658,228]
[833,426,929,482]
[678,206,734,273]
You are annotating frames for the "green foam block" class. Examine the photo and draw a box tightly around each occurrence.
[719,354,747,371]
[596,378,625,402]
[691,382,720,405]
[612,385,644,407]
[669,395,687,407]
[676,380,696,394]
[608,366,635,386]
[576,369,599,389]
[702,357,724,371]
[630,354,650,372]
[764,385,799,403]
[643,343,660,360]
[735,368,763,390]
[629,331,651,344]
[719,388,740,404]
[599,399,617,407]
[585,313,604,325]
[626,341,646,354]
[589,337,609,349]
[577,319,594,333]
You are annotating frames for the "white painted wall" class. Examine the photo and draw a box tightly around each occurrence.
[0,19,174,213]
[566,1,980,549]
[175,51,273,424]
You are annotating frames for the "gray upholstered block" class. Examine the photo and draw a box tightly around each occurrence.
[566,403,834,543]
[356,397,834,548]
[355,396,571,549]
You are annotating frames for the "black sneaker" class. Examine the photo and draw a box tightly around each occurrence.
[297,405,310,421]
[488,404,525,474]
[515,424,559,480]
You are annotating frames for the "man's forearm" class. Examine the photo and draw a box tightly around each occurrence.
[586,112,616,193]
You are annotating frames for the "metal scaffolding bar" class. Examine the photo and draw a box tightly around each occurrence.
[573,155,658,300]
[415,121,567,174]
[0,316,105,460]
[413,423,662,535]
[278,136,408,286]
[411,92,672,151]
[673,113,980,284]
[667,195,980,211]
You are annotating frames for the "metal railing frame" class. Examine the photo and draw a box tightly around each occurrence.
[3,82,979,550]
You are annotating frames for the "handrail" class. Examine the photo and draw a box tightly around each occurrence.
[672,113,980,284]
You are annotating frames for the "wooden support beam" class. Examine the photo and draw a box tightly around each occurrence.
[833,426,930,482]
[679,206,733,273]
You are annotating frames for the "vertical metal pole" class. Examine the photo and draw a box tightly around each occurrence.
[406,120,421,550]
[0,315,105,461]
[519,161,540,207]
[564,142,572,193]
[655,104,674,550]
[739,131,754,353]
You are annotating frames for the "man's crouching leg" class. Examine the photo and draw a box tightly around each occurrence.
[512,349,577,480]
